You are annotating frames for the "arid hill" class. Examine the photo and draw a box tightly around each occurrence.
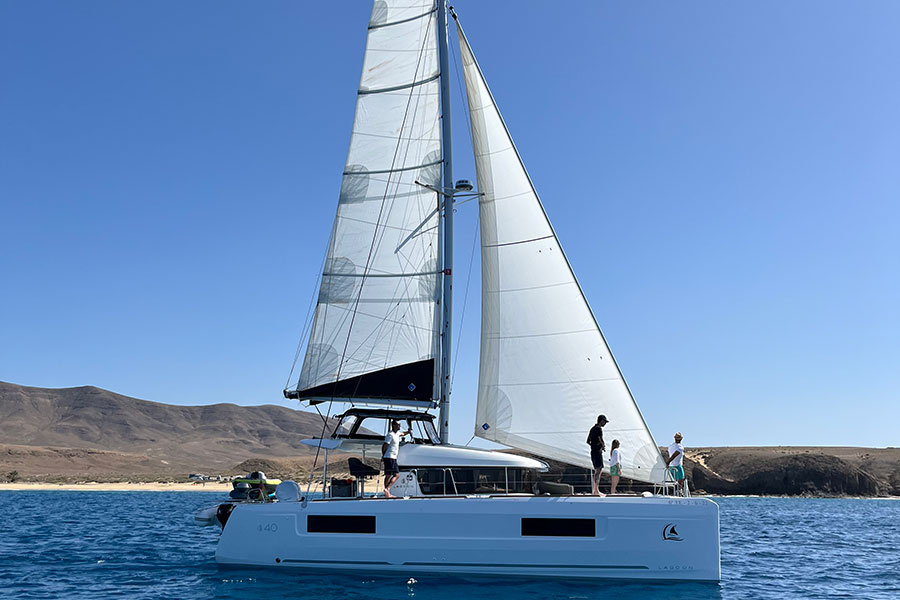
[2,381,897,495]
[0,381,327,480]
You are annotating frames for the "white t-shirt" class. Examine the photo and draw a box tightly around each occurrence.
[383,430,403,459]
[610,448,621,467]
[668,442,684,467]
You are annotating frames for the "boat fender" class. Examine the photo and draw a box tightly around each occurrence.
[275,480,301,502]
[216,503,235,528]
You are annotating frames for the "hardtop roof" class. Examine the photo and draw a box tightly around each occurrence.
[336,408,436,421]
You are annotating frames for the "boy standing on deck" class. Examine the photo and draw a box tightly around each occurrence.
[666,432,686,495]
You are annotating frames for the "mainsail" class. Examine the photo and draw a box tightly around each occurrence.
[287,0,443,407]
[457,23,667,483]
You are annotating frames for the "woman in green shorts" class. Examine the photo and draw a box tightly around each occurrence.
[666,432,686,495]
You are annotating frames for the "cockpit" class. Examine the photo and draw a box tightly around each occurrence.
[329,408,441,445]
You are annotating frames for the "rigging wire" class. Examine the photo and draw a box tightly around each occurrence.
[449,17,473,146]
[284,258,329,391]
[313,403,326,425]
[450,211,478,392]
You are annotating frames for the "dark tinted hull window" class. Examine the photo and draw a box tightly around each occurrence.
[521,518,595,537]
[308,515,376,534]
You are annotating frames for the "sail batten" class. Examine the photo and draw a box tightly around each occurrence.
[368,8,436,31]
[348,158,442,176]
[290,0,442,406]
[456,22,667,484]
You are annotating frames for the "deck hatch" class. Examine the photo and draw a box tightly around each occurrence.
[307,515,376,534]
[521,518,595,537]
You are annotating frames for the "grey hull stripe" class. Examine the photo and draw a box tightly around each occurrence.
[280,558,645,570]
[343,158,443,177]
[402,562,649,570]
[359,73,441,96]
[281,558,392,565]
[368,9,435,31]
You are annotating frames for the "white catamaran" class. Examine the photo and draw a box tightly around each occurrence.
[214,0,720,581]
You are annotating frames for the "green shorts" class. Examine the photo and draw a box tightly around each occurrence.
[610,464,621,477]
[668,465,685,481]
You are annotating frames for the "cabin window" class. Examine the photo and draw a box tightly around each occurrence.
[329,413,439,445]
[307,515,376,534]
[521,518,595,537]
[413,468,535,495]
[332,414,358,436]
[414,468,452,495]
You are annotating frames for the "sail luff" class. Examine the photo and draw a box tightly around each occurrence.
[455,20,667,484]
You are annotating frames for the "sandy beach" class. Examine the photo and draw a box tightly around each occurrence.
[0,482,233,492]
[0,480,357,494]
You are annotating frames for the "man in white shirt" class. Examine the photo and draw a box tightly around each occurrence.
[381,420,410,498]
[666,432,686,495]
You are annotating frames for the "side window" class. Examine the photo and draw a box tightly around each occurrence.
[332,415,357,437]
[521,518,595,537]
[414,468,539,495]
[415,469,447,495]
[308,515,376,534]
[450,468,475,494]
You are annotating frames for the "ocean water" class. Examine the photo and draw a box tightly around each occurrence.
[1,493,898,599]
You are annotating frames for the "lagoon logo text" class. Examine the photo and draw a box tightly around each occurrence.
[662,523,683,541]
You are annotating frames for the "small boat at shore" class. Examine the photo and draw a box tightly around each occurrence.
[211,0,720,581]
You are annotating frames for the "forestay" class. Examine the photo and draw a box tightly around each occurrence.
[290,0,443,406]
[457,23,666,483]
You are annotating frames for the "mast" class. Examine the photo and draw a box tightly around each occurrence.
[437,0,453,443]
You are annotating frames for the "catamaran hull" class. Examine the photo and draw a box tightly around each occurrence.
[215,495,720,581]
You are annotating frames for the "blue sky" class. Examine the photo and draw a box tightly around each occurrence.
[1,1,898,448]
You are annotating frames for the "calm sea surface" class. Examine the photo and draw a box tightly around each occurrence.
[1,492,898,599]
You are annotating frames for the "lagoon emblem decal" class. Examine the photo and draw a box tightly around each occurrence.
[663,523,683,541]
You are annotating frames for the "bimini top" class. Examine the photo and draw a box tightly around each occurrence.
[334,408,435,422]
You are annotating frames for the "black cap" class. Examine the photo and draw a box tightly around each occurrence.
[598,414,609,423]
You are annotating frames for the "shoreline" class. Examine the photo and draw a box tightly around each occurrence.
[0,482,895,498]
[0,481,341,493]
[0,482,234,492]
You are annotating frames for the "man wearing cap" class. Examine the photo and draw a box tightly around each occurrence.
[586,415,609,496]
[666,432,686,495]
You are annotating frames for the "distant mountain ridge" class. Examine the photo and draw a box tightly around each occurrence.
[0,381,325,477]
[2,381,898,495]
